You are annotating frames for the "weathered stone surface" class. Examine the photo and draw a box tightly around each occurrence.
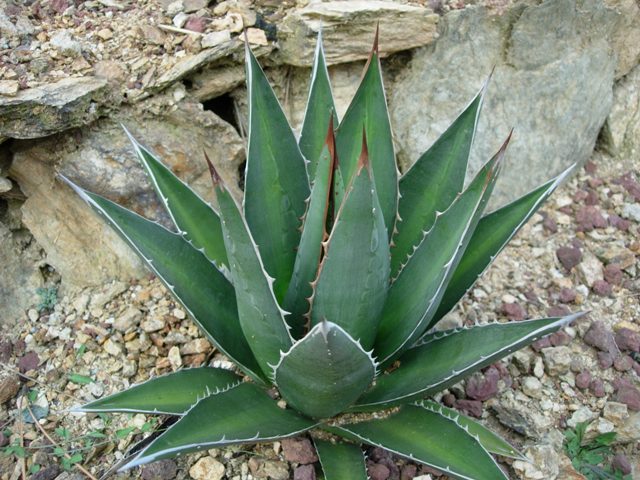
[604,0,640,78]
[278,1,438,67]
[605,63,640,159]
[189,64,245,101]
[389,0,617,206]
[8,91,244,289]
[0,77,111,139]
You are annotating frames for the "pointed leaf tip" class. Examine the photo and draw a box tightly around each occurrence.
[204,151,222,187]
[373,23,380,55]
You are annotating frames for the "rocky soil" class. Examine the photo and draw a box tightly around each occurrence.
[1,151,639,479]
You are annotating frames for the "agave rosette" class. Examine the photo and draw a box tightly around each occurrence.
[63,32,580,480]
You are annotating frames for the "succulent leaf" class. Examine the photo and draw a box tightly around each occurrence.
[356,313,584,409]
[391,83,487,275]
[374,139,507,364]
[284,121,336,338]
[60,177,264,383]
[243,43,310,301]
[315,439,368,480]
[210,164,293,378]
[75,368,241,415]
[419,401,525,460]
[120,383,316,469]
[310,138,390,349]
[335,32,398,234]
[299,31,338,179]
[330,404,507,480]
[431,165,574,325]
[123,127,228,270]
[274,321,376,419]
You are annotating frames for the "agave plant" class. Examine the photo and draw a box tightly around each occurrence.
[63,32,580,479]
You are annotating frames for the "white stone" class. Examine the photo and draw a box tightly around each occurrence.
[201,30,231,49]
[189,456,225,480]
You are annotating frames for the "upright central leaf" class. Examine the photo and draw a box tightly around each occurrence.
[274,321,375,418]
[310,139,390,349]
[243,44,310,301]
[335,35,398,235]
[210,162,293,377]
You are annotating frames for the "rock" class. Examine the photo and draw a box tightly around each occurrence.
[103,338,124,356]
[189,456,224,480]
[390,1,617,207]
[575,206,607,231]
[604,401,629,423]
[97,28,113,41]
[559,288,577,303]
[583,321,618,354]
[401,465,417,480]
[278,1,439,66]
[612,454,632,475]
[189,64,244,101]
[454,399,483,418]
[568,406,597,428]
[18,351,39,372]
[0,80,19,97]
[592,279,612,296]
[513,444,561,480]
[578,251,604,288]
[168,346,182,370]
[0,77,110,139]
[465,366,500,401]
[575,371,591,389]
[614,354,633,371]
[249,459,289,480]
[9,92,244,291]
[501,302,526,321]
[0,371,19,404]
[621,203,640,222]
[31,465,60,480]
[93,60,127,83]
[181,338,210,355]
[605,0,640,78]
[556,246,582,271]
[90,281,128,309]
[615,328,640,352]
[542,346,572,376]
[184,16,207,33]
[141,318,165,333]
[589,379,606,397]
[246,27,268,46]
[293,465,316,480]
[368,463,391,480]
[598,351,615,369]
[201,30,231,49]
[522,376,543,399]
[281,437,318,465]
[603,264,623,285]
[50,30,81,57]
[114,307,142,332]
[139,25,166,46]
[183,0,208,13]
[614,381,640,411]
[605,64,640,159]
[141,459,178,480]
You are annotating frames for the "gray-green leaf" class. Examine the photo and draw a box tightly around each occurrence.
[315,439,368,480]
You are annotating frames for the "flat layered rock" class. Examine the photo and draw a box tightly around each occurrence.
[0,77,111,139]
[277,1,439,67]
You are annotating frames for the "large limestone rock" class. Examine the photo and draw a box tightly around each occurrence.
[278,1,439,66]
[605,0,640,78]
[603,63,640,159]
[8,89,244,288]
[0,77,112,139]
[389,0,618,206]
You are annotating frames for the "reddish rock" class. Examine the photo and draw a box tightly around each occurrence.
[368,463,391,480]
[585,161,597,174]
[141,459,178,480]
[501,302,526,321]
[613,380,640,411]
[603,264,623,286]
[369,447,399,479]
[282,437,318,465]
[543,215,558,233]
[589,379,606,398]
[559,288,577,303]
[583,321,618,354]
[592,280,612,296]
[442,393,456,407]
[576,206,607,231]
[466,367,500,401]
[531,337,552,352]
[548,305,571,317]
[575,371,591,389]
[400,464,417,480]
[614,172,640,201]
[612,454,632,475]
[0,431,8,447]
[294,465,316,480]
[549,331,571,347]
[51,0,69,14]
[597,351,615,369]
[18,351,39,373]
[184,16,207,33]
[556,246,582,270]
[614,328,640,353]
[608,214,631,231]
[455,399,483,418]
[614,355,633,372]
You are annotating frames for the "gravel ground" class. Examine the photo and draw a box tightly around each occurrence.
[0,150,639,480]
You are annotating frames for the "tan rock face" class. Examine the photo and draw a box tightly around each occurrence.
[8,91,245,290]
[277,1,439,67]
